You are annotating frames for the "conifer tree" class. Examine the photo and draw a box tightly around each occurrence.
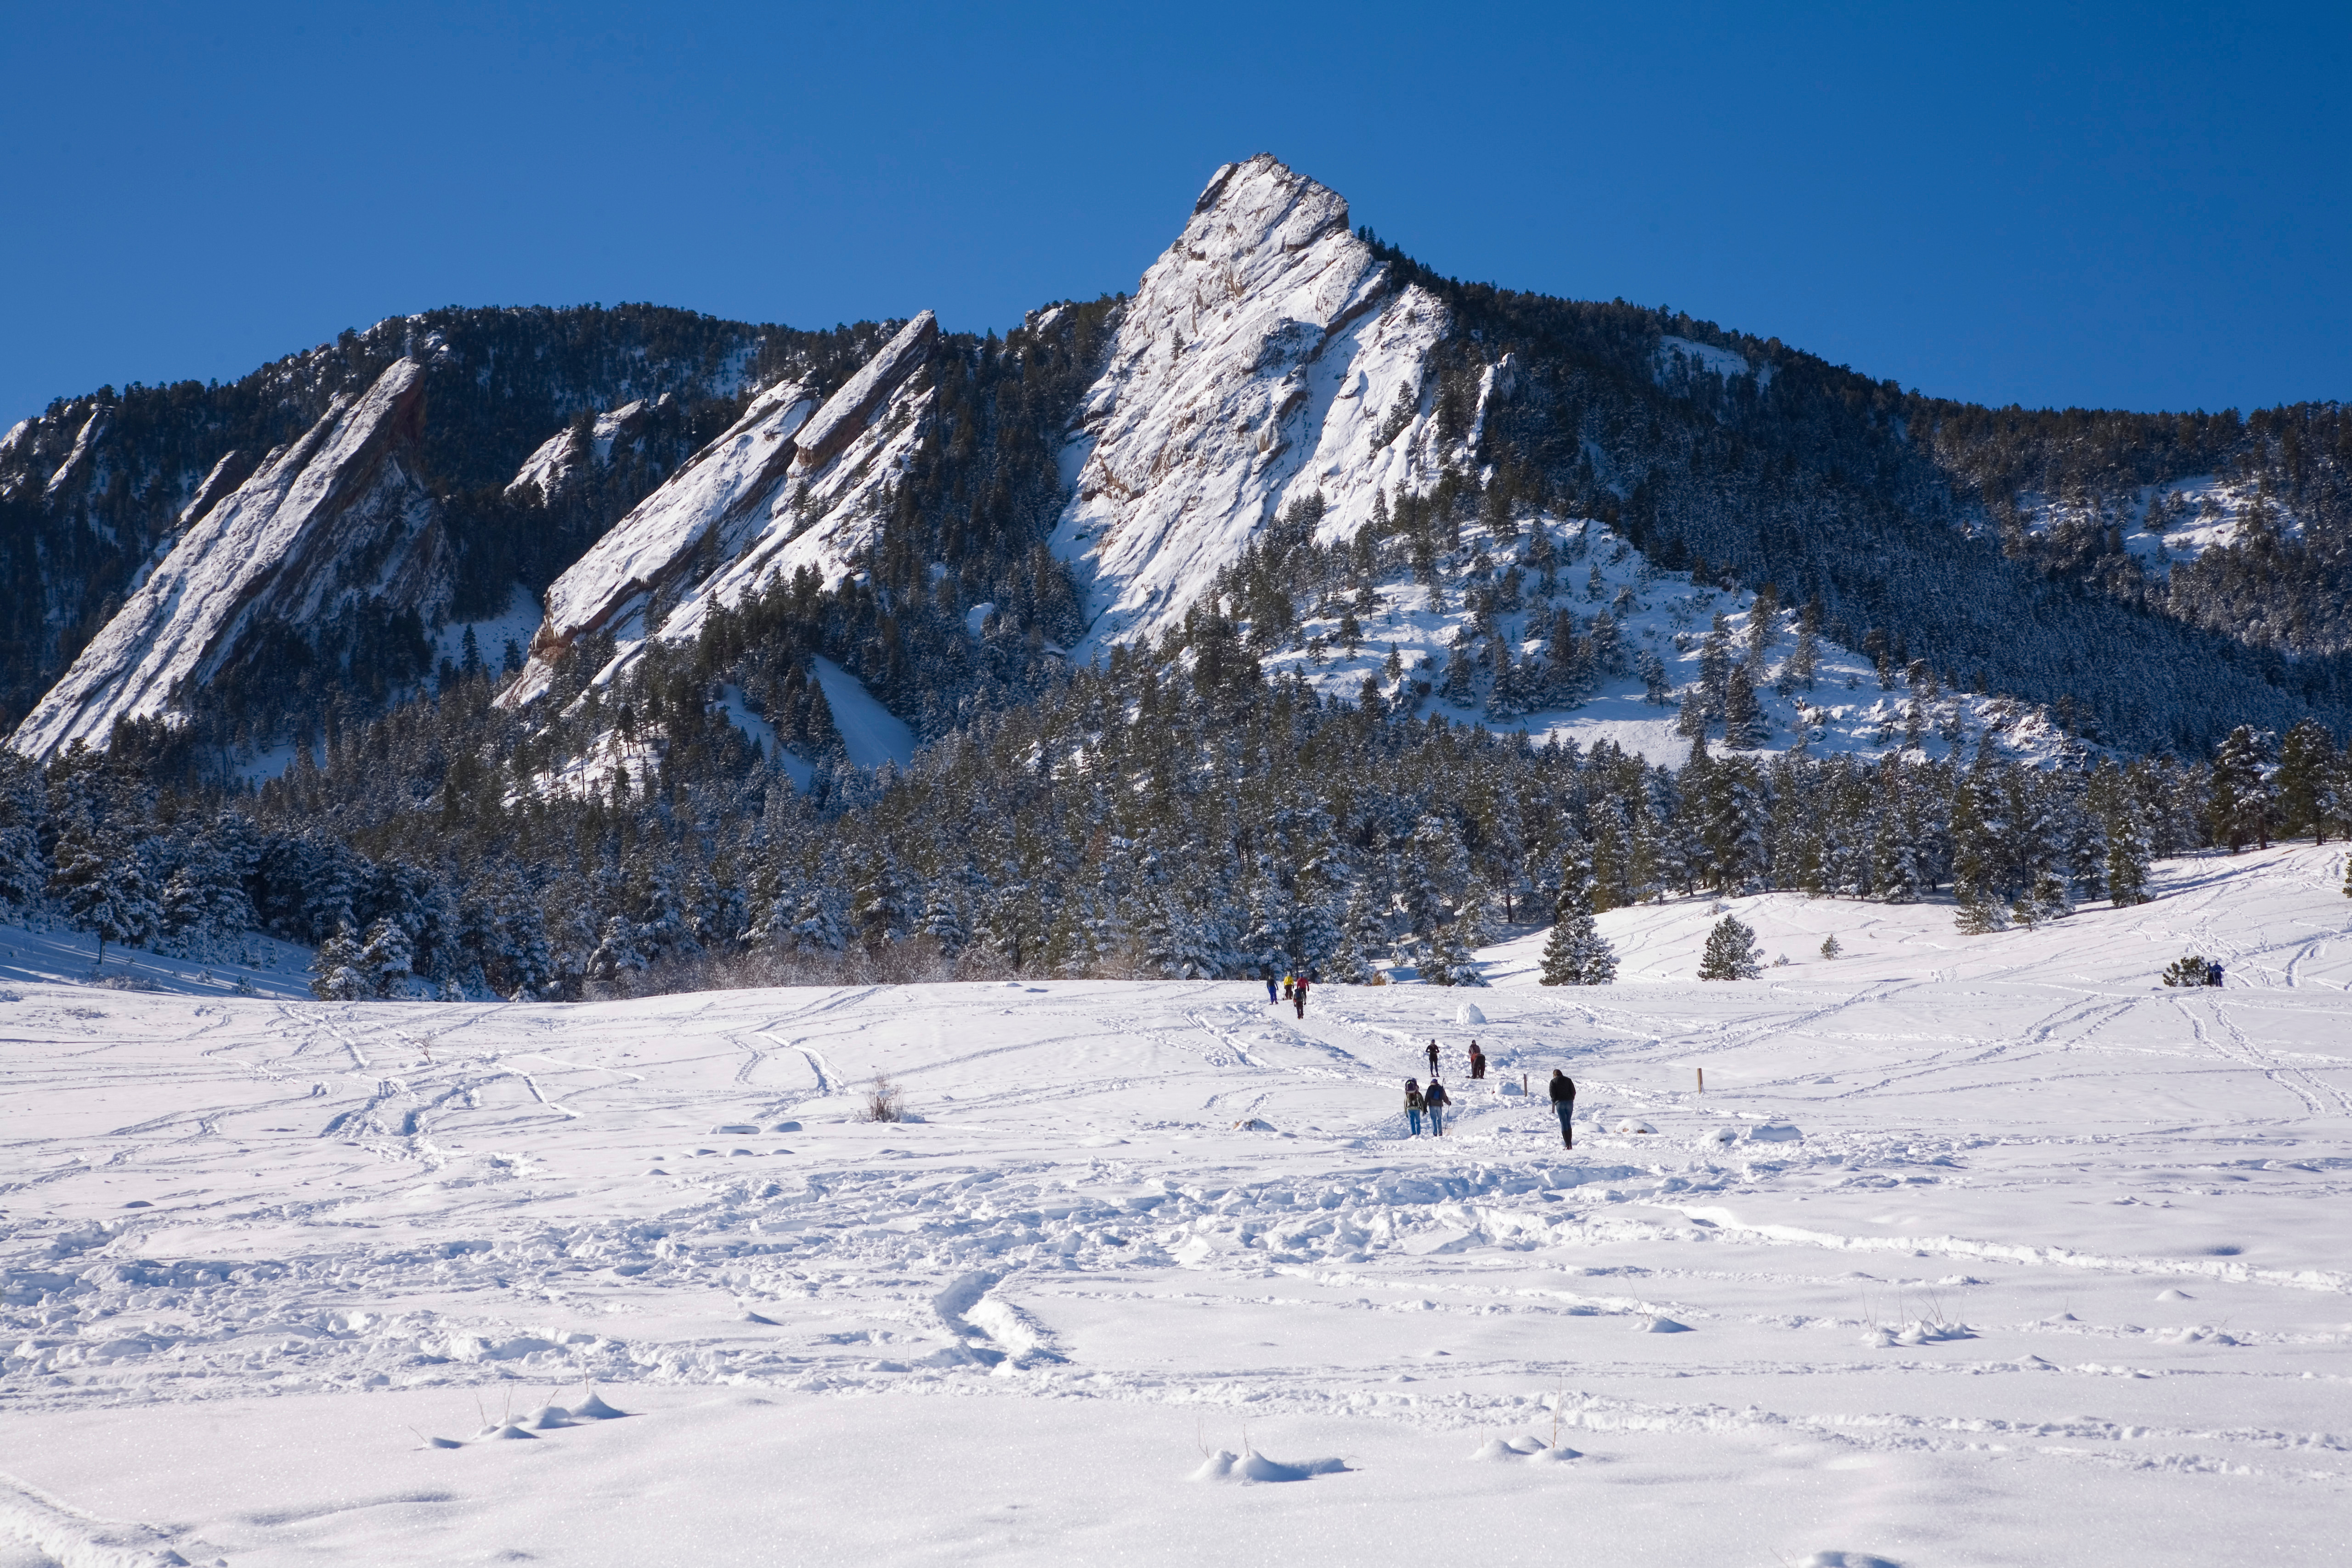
[1697,914,1761,979]
[1538,843,1616,985]
[2274,719,2338,843]
[2208,725,2273,851]
[49,826,157,969]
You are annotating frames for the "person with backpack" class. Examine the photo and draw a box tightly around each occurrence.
[1424,1077,1451,1137]
[1403,1077,1425,1137]
[1282,971,1295,1002]
[1293,971,1310,1019]
[1468,1041,1486,1080]
[1548,1069,1576,1149]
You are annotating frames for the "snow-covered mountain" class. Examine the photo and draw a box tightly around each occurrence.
[6,157,2346,767]
[13,359,442,759]
[502,312,939,707]
[1049,155,1457,651]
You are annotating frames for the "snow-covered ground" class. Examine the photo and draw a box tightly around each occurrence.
[5,846,2350,1566]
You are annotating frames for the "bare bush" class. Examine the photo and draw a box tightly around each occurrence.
[861,1073,905,1123]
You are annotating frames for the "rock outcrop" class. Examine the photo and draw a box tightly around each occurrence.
[1048,154,1457,654]
[11,359,443,759]
[501,312,938,706]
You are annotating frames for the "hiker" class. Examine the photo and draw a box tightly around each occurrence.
[1282,972,1295,1002]
[1266,971,1278,1004]
[1468,1041,1486,1080]
[1293,971,1310,1019]
[1548,1069,1576,1149]
[1403,1077,1425,1137]
[2207,963,2224,987]
[1425,1039,1440,1076]
[1424,1077,1451,1137]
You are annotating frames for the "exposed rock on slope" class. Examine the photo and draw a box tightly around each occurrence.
[1049,154,1457,653]
[504,399,655,502]
[503,312,939,706]
[11,359,442,759]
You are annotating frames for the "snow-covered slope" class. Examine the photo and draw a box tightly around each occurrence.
[503,398,654,502]
[1051,154,1456,653]
[10,359,443,759]
[1250,511,2077,767]
[3,846,2347,1566]
[502,313,939,707]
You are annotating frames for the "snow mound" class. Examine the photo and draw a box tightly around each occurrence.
[1616,1120,1657,1135]
[1456,1003,1487,1025]
[1862,1321,1975,1348]
[1231,1117,1276,1132]
[2157,1288,2194,1301]
[521,1404,573,1430]
[1800,1554,1904,1568]
[1189,1448,1348,1484]
[469,1423,537,1441]
[1637,1316,1692,1333]
[566,1389,628,1420]
[1470,1435,1583,1462]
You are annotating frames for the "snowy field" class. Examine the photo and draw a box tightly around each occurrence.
[4,848,2350,1566]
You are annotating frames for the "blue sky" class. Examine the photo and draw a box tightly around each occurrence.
[3,1,2342,425]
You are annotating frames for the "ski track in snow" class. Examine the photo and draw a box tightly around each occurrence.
[2,846,2351,1565]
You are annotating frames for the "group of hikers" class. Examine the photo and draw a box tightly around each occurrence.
[1258,970,1576,1150]
[1398,1040,1574,1148]
[1266,968,1316,1019]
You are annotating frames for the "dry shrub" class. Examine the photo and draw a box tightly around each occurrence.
[860,1073,905,1123]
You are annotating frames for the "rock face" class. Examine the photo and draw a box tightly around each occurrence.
[11,359,443,759]
[502,312,938,706]
[503,399,654,503]
[1047,154,1459,654]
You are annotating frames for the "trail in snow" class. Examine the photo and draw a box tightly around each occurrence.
[2,844,2348,1567]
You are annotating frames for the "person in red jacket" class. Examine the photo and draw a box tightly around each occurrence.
[1293,970,1311,1018]
[1468,1041,1486,1080]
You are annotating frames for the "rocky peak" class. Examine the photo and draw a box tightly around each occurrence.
[1050,155,1457,653]
[11,358,441,759]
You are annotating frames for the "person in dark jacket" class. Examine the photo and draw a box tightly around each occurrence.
[1468,1042,1486,1080]
[1403,1078,1425,1137]
[1548,1069,1576,1149]
[1293,971,1310,1019]
[1425,1039,1440,1076]
[1424,1077,1451,1137]
[1266,972,1278,1004]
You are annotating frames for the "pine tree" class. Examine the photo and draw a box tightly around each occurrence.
[2161,952,2213,987]
[1818,934,1842,960]
[1721,664,1765,749]
[2274,718,2338,843]
[1953,880,2009,934]
[49,826,157,969]
[1696,914,1762,980]
[2208,725,2273,851]
[356,918,414,997]
[2105,811,2153,907]
[309,924,369,1000]
[1538,845,1616,985]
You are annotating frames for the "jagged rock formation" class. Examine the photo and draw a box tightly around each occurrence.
[504,399,655,503]
[12,360,442,758]
[1051,154,1458,652]
[503,311,939,705]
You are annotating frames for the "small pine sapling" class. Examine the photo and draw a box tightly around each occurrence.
[2160,953,2212,988]
[1818,934,1843,961]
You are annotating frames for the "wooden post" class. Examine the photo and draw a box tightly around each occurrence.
[1696,1068,1704,1095]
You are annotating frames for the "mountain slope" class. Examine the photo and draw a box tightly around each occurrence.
[15,359,439,758]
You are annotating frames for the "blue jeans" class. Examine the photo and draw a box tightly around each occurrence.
[1407,1109,1422,1136]
[1428,1105,1445,1137]
[1555,1102,1574,1146]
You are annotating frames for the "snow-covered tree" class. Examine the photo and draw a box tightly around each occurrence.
[1537,846,1616,986]
[2208,725,2273,852]
[1696,914,1762,980]
[49,826,157,968]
